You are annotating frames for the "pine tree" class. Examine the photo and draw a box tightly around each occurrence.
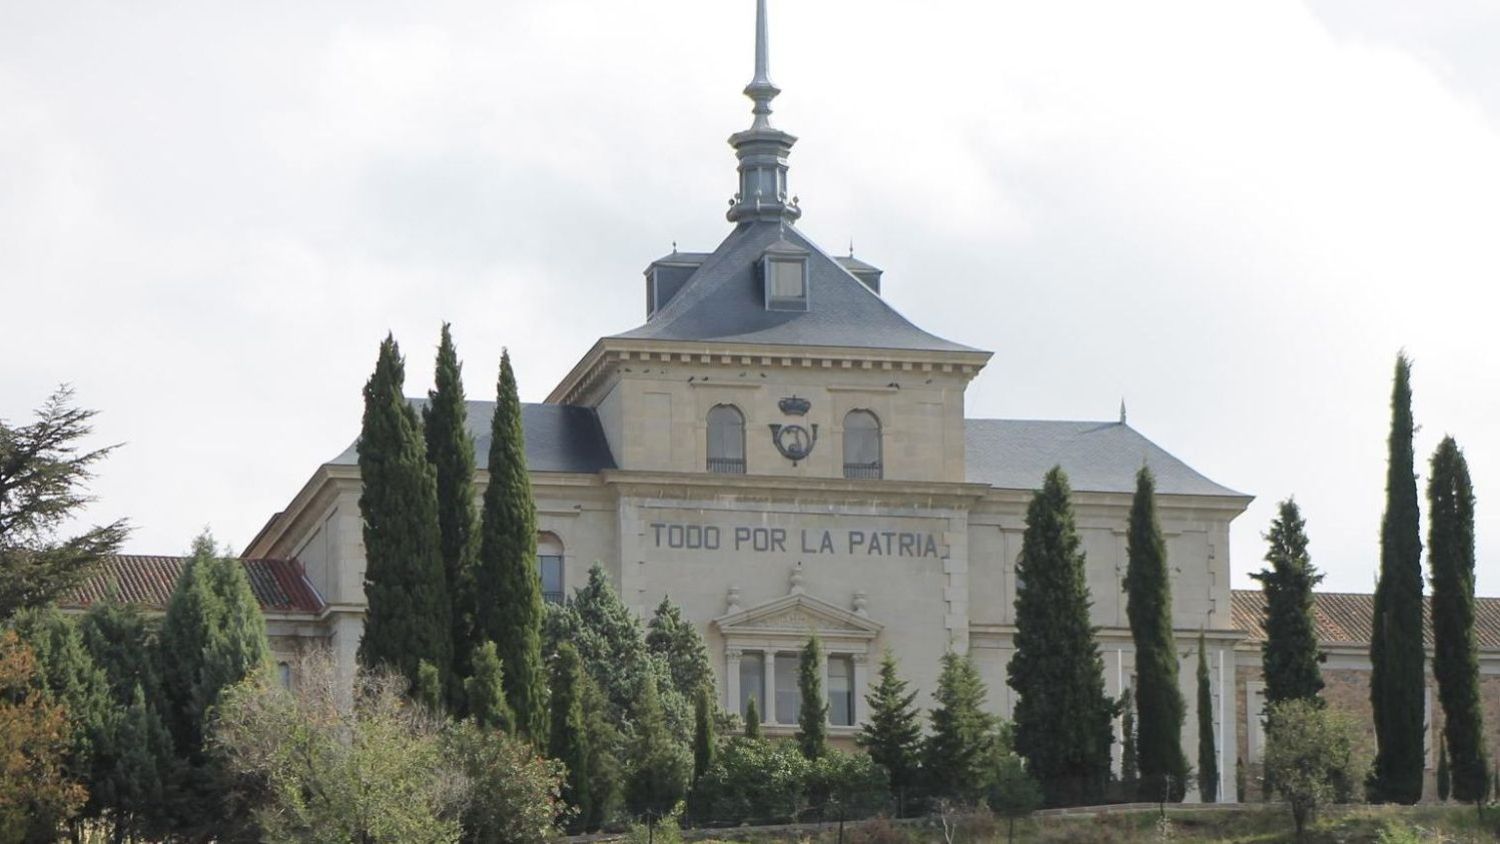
[1010,466,1115,807]
[549,642,592,825]
[1120,687,1138,785]
[1427,436,1488,803]
[465,641,514,734]
[1437,742,1450,802]
[924,651,995,804]
[1251,499,1324,705]
[647,596,714,698]
[476,349,546,741]
[856,649,922,814]
[1369,352,1425,804]
[744,696,762,740]
[1196,632,1218,803]
[356,335,453,694]
[1125,466,1187,801]
[796,634,828,760]
[624,677,691,822]
[424,323,480,711]
[692,685,717,787]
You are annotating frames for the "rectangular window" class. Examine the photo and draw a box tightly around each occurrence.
[775,652,800,724]
[828,655,854,726]
[766,258,808,310]
[539,555,564,605]
[739,652,765,722]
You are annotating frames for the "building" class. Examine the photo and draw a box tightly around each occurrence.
[64,0,1499,803]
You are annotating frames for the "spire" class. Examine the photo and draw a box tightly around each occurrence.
[1119,399,1128,424]
[727,0,801,225]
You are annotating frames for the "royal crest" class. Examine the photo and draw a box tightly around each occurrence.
[778,395,811,416]
[770,423,818,463]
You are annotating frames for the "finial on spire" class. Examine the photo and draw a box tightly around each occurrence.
[745,0,780,130]
[1119,399,1127,424]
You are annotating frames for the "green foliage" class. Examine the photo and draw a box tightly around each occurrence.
[924,651,995,805]
[466,640,515,734]
[624,675,691,822]
[856,649,922,814]
[1125,467,1187,802]
[424,323,480,712]
[416,659,442,713]
[1436,741,1450,802]
[476,349,546,742]
[1427,436,1488,804]
[744,696,762,739]
[0,630,87,841]
[627,802,685,844]
[1010,466,1115,807]
[796,634,828,760]
[1251,498,1325,706]
[580,674,623,831]
[1196,632,1218,803]
[1264,698,1368,836]
[214,655,466,843]
[1369,352,1425,804]
[647,595,714,698]
[357,335,453,696]
[8,607,111,801]
[809,749,890,820]
[692,685,716,787]
[1236,756,1246,803]
[548,642,591,826]
[0,386,129,622]
[445,718,567,844]
[693,737,813,824]
[1120,687,1138,785]
[988,752,1043,843]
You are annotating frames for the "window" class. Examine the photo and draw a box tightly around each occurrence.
[843,410,882,479]
[764,259,809,310]
[775,652,800,724]
[828,655,854,726]
[538,533,564,604]
[739,652,765,722]
[277,661,292,690]
[707,405,746,474]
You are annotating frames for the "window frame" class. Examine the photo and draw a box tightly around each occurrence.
[538,532,565,605]
[842,409,883,480]
[706,404,747,474]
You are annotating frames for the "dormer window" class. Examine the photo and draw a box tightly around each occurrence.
[762,239,809,311]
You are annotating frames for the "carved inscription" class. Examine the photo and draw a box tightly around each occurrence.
[648,522,944,558]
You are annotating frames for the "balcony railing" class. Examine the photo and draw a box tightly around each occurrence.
[707,457,746,474]
[843,462,883,480]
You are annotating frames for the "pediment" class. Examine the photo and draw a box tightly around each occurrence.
[713,592,882,639]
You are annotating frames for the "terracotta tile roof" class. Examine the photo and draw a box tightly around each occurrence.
[66,555,325,615]
[1231,589,1500,651]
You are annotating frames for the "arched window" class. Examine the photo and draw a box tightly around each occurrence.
[843,410,882,479]
[277,661,292,689]
[538,533,564,605]
[706,405,746,474]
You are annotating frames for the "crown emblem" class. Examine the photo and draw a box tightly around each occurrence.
[778,395,811,416]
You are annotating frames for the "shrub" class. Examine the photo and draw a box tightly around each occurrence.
[694,738,812,825]
[1263,699,1368,837]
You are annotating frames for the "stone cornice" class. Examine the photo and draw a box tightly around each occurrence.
[546,337,993,406]
[244,463,361,559]
[599,468,991,506]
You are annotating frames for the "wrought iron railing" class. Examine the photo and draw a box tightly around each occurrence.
[707,457,746,474]
[843,462,882,480]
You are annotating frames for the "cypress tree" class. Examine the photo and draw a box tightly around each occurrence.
[692,686,717,787]
[1427,436,1487,803]
[581,674,623,831]
[476,349,546,741]
[424,323,480,711]
[856,649,922,814]
[549,642,592,825]
[1250,499,1324,705]
[624,677,691,822]
[924,651,995,804]
[1120,687,1138,785]
[465,641,514,734]
[1369,352,1425,804]
[1125,466,1187,801]
[106,684,170,840]
[1196,632,1218,803]
[796,634,828,760]
[1010,466,1114,807]
[744,696,762,739]
[357,335,452,693]
[415,660,442,713]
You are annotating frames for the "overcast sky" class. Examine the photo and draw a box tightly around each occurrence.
[3,0,1497,595]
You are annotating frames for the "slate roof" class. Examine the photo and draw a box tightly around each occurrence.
[330,401,616,474]
[964,419,1245,497]
[612,221,979,353]
[64,555,325,615]
[1231,589,1500,651]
